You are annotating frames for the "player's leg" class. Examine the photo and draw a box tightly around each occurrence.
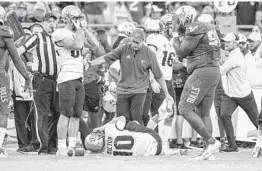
[178,67,220,160]
[0,74,10,157]
[214,78,227,150]
[126,121,162,155]
[68,79,85,148]
[57,81,75,155]
[130,93,147,125]
[79,118,91,149]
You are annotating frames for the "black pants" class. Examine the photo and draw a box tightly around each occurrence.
[221,92,259,148]
[13,99,39,148]
[33,74,60,152]
[116,93,147,125]
[142,88,152,126]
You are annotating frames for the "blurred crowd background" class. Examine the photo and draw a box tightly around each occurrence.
[1,1,261,45]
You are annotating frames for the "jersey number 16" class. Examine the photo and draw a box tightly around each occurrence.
[162,51,175,67]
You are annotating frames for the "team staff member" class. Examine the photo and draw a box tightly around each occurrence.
[17,13,60,155]
[87,28,174,125]
[220,33,259,152]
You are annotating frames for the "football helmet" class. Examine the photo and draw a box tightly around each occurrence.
[117,22,136,37]
[159,14,173,39]
[103,91,116,113]
[173,5,198,33]
[0,6,5,25]
[61,5,85,29]
[197,14,214,24]
[85,131,105,152]
[144,19,160,34]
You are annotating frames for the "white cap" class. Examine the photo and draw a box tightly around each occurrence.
[248,32,262,42]
[237,33,247,43]
[221,33,237,42]
[151,5,163,12]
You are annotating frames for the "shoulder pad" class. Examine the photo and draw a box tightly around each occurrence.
[185,22,207,36]
[0,26,14,38]
[53,28,74,42]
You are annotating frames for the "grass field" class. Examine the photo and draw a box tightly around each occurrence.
[1,146,262,171]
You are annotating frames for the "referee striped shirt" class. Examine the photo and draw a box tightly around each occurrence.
[23,31,57,76]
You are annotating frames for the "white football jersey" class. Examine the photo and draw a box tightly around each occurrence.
[146,34,176,81]
[104,124,158,156]
[53,28,84,84]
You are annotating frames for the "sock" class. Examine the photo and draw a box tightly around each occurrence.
[0,128,6,148]
[58,139,67,149]
[257,127,262,147]
[68,137,77,148]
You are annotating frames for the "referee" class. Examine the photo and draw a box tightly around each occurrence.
[17,13,60,155]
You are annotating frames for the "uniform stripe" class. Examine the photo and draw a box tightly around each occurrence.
[24,35,38,52]
[35,34,42,74]
[42,33,50,75]
[50,38,57,75]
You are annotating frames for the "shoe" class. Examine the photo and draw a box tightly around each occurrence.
[0,148,8,158]
[219,138,227,152]
[221,146,239,152]
[38,148,49,155]
[252,146,262,158]
[17,145,39,154]
[189,140,220,161]
[56,147,68,156]
[168,139,177,149]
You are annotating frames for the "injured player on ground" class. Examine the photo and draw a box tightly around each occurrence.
[84,116,178,156]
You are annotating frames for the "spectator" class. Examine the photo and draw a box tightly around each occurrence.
[51,5,61,19]
[128,2,146,24]
[113,2,133,25]
[142,5,163,28]
[82,2,107,24]
[220,33,259,152]
[15,2,29,23]
[236,2,261,25]
[12,29,39,154]
[30,23,44,34]
[28,2,46,23]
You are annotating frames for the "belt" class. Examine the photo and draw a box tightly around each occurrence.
[34,73,57,80]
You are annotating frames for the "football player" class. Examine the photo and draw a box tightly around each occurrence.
[85,116,163,156]
[0,6,31,157]
[146,14,176,120]
[172,6,221,160]
[53,5,97,156]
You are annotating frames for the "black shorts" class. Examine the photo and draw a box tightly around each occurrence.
[83,81,100,112]
[58,78,85,118]
[174,87,183,115]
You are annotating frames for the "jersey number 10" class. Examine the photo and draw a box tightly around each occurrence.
[162,51,175,67]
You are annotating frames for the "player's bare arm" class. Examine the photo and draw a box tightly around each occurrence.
[173,34,202,59]
[4,37,30,81]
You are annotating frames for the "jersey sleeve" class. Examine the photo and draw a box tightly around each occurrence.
[0,26,14,38]
[53,28,74,43]
[185,22,207,36]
